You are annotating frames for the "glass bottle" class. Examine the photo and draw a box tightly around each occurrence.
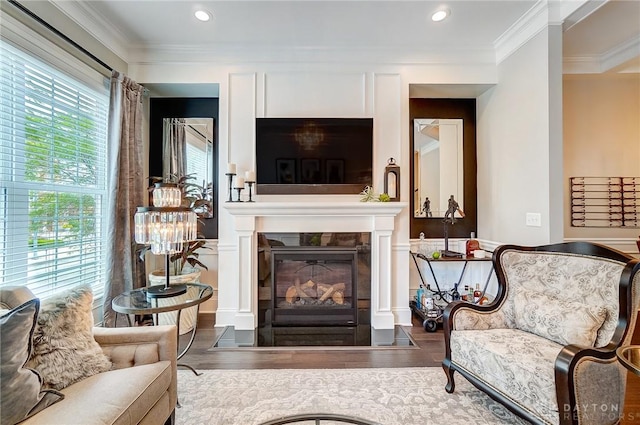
[418,232,427,256]
[463,285,469,301]
[466,231,480,257]
[473,283,482,303]
[451,282,460,301]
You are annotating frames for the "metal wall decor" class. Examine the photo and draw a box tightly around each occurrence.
[570,177,639,228]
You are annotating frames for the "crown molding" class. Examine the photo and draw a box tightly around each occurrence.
[564,35,640,74]
[561,0,607,32]
[494,1,552,65]
[125,44,497,67]
[600,36,640,73]
[50,0,130,63]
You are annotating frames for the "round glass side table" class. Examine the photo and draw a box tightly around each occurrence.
[616,345,640,377]
[112,283,213,375]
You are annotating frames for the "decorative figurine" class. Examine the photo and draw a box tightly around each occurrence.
[422,197,432,217]
[443,195,465,224]
[442,195,465,258]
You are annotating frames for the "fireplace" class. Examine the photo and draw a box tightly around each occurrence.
[222,201,407,331]
[270,246,359,326]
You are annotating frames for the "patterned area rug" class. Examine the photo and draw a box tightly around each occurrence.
[176,367,530,425]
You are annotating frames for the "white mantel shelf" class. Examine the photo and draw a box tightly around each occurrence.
[219,200,407,331]
[224,201,407,217]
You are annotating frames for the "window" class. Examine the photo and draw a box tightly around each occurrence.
[0,40,109,300]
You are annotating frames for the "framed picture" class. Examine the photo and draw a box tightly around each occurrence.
[300,159,321,184]
[276,159,296,184]
[326,159,345,184]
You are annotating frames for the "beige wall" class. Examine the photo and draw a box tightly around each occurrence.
[563,74,640,241]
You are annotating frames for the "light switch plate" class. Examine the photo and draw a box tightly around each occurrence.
[526,212,542,227]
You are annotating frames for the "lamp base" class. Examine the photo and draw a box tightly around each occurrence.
[146,284,187,299]
[441,250,463,258]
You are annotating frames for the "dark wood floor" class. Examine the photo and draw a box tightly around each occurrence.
[180,314,640,423]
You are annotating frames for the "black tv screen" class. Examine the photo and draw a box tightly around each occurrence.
[256,118,373,194]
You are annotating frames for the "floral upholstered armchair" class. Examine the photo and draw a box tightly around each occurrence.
[442,242,640,425]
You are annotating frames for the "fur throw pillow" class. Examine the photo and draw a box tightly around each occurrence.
[26,285,112,390]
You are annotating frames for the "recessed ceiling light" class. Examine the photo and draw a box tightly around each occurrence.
[194,10,211,22]
[431,8,450,22]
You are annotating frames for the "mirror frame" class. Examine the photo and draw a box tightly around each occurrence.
[413,118,464,218]
[409,98,477,239]
[149,97,219,239]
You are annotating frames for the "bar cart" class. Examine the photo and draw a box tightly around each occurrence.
[410,251,494,332]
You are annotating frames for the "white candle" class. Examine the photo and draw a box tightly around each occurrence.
[245,170,256,182]
[235,176,245,188]
[228,163,236,174]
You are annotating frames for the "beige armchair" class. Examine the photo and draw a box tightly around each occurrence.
[442,242,640,425]
[0,286,177,425]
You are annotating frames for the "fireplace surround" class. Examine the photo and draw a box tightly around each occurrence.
[223,201,406,331]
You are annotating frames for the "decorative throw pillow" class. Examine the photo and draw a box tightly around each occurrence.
[1,299,63,425]
[26,285,112,390]
[513,289,607,347]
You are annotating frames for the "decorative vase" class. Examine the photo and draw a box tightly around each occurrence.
[148,269,201,334]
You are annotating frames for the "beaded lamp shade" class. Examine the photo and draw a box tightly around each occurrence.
[134,183,197,298]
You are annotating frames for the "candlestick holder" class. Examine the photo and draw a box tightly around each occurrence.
[235,187,244,202]
[225,173,235,202]
[246,181,255,202]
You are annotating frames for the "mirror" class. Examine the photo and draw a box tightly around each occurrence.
[408,97,476,239]
[413,118,464,218]
[163,118,215,218]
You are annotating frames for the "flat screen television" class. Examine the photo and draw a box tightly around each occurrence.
[256,118,373,195]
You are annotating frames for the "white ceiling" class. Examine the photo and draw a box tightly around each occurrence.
[48,0,639,74]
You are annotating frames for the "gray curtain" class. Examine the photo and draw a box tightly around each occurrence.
[103,71,146,327]
[162,118,186,181]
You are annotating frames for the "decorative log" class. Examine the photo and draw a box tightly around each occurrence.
[285,286,298,303]
[317,284,330,296]
[332,283,346,292]
[319,286,335,302]
[295,278,312,299]
[332,291,344,305]
[302,280,315,289]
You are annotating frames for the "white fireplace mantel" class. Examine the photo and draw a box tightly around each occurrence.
[223,201,407,330]
[224,201,406,217]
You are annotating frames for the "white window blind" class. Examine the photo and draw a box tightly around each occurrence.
[0,40,109,300]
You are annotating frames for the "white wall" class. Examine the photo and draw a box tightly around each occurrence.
[477,25,564,246]
[129,60,501,323]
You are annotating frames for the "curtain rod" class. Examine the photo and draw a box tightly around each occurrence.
[8,0,113,74]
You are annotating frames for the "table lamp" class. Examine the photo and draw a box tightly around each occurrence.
[134,183,197,298]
